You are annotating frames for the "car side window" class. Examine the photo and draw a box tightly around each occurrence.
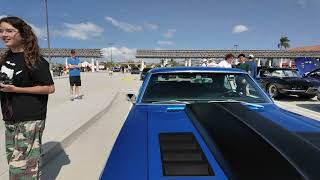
[258,70,265,78]
[263,71,271,77]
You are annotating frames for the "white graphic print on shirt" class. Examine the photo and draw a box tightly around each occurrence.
[1,65,14,79]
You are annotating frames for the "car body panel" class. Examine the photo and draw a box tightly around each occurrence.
[99,106,149,180]
[295,57,320,76]
[294,58,320,97]
[100,67,320,180]
[147,105,228,180]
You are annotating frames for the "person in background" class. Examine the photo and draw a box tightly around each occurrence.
[0,16,55,179]
[245,54,257,78]
[68,49,82,101]
[236,54,250,72]
[219,53,234,68]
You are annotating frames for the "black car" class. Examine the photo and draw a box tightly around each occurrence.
[140,68,151,80]
[131,67,140,74]
[258,68,320,99]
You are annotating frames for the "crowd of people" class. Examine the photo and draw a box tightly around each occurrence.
[201,53,257,78]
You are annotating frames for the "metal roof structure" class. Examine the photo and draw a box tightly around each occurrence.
[136,49,320,58]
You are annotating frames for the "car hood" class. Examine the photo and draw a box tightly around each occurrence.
[279,77,310,85]
[145,103,320,132]
[101,103,320,180]
[295,57,320,76]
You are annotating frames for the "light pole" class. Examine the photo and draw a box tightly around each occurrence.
[234,44,239,51]
[44,0,52,66]
[122,52,126,62]
[108,42,114,63]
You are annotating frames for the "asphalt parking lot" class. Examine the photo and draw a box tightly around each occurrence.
[274,96,320,121]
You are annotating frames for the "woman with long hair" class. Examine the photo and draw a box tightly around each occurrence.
[0,16,55,179]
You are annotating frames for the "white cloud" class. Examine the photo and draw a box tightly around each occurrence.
[29,24,46,39]
[232,25,249,33]
[105,16,142,32]
[157,40,174,46]
[163,29,176,38]
[55,22,104,40]
[101,47,137,61]
[0,15,7,19]
[144,22,158,31]
[297,0,307,8]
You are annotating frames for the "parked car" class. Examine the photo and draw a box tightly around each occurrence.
[131,67,140,74]
[257,67,320,99]
[52,67,63,77]
[100,67,320,180]
[112,66,121,72]
[295,57,320,100]
[140,68,151,80]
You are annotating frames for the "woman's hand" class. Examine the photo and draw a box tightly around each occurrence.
[0,83,17,93]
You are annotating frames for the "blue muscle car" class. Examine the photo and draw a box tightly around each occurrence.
[100,67,320,180]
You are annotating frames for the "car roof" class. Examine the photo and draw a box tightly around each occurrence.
[142,68,151,71]
[149,67,246,74]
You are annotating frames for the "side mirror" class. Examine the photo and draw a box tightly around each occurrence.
[126,94,136,104]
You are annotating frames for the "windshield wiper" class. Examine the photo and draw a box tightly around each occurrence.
[151,100,190,104]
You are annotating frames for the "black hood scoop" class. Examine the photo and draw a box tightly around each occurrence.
[186,102,320,180]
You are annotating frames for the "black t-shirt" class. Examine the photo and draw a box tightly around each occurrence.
[0,52,54,122]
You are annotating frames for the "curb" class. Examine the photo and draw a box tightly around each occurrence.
[41,91,120,166]
[53,75,68,79]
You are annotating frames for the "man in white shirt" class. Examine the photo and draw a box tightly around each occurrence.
[218,53,234,68]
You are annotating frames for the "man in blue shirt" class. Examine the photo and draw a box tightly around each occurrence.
[68,49,82,101]
[245,54,257,79]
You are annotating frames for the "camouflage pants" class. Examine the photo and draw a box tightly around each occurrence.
[5,120,45,180]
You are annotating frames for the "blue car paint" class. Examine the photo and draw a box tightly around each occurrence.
[100,106,149,180]
[295,57,320,76]
[147,105,228,180]
[100,67,320,180]
[256,104,320,132]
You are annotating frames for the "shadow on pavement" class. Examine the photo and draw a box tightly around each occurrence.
[296,104,320,113]
[41,141,71,180]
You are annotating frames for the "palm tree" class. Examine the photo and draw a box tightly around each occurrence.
[277,36,290,50]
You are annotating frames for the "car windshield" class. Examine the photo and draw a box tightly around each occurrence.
[141,72,271,104]
[271,70,301,78]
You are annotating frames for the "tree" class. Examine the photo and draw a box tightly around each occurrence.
[277,36,290,50]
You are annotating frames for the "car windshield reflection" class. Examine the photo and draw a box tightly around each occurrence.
[141,72,271,104]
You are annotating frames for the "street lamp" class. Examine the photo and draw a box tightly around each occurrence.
[108,42,114,63]
[44,0,51,65]
[234,44,239,51]
[122,52,126,62]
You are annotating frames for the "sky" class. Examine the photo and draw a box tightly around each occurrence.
[1,0,320,61]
